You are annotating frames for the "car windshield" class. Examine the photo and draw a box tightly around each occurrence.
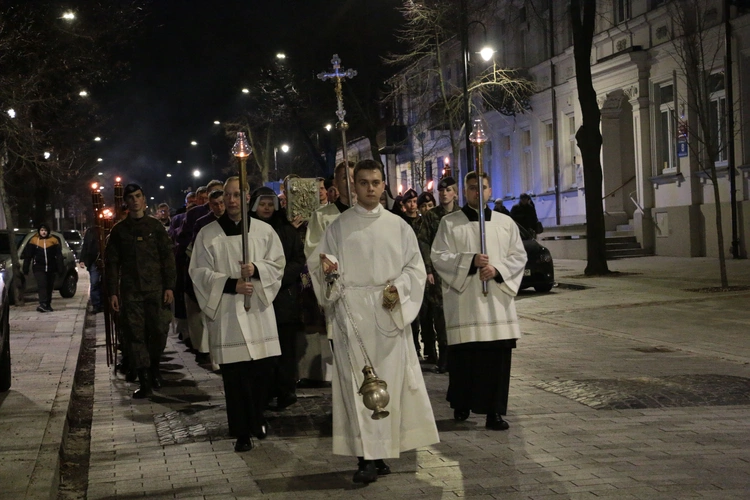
[64,231,80,240]
[0,232,28,254]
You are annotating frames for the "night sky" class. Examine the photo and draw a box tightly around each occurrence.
[98,0,405,206]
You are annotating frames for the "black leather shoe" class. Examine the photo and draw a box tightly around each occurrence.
[276,393,298,410]
[353,461,377,484]
[255,420,269,440]
[374,459,391,476]
[485,413,510,431]
[150,368,163,389]
[454,409,470,421]
[37,305,47,313]
[132,369,152,399]
[234,436,253,452]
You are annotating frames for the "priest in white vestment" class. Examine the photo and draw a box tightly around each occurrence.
[189,177,285,452]
[431,171,527,431]
[308,160,439,484]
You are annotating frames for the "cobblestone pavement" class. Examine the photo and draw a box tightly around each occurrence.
[86,257,750,499]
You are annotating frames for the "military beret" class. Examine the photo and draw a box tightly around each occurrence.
[402,188,418,201]
[437,177,456,190]
[417,192,436,207]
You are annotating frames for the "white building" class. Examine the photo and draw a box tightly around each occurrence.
[387,0,750,258]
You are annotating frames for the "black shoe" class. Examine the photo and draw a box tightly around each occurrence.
[454,409,470,421]
[195,352,211,364]
[45,304,54,312]
[37,305,47,313]
[485,413,510,431]
[255,420,269,440]
[132,369,152,399]
[276,393,297,410]
[374,459,391,476]
[432,365,447,374]
[234,436,253,452]
[424,355,437,365]
[353,461,378,484]
[125,369,137,383]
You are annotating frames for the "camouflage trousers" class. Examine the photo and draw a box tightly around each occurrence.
[119,290,172,370]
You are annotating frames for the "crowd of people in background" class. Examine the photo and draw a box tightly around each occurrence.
[77,162,536,484]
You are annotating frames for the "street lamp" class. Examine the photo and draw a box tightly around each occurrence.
[97,158,103,162]
[193,169,201,178]
[176,160,182,164]
[94,136,101,142]
[241,88,250,94]
[190,140,198,146]
[276,52,286,60]
[324,123,332,131]
[273,144,290,180]
[79,90,88,97]
[479,46,495,62]
[166,173,172,177]
[62,11,75,20]
[7,109,15,119]
[213,120,220,125]
[43,152,51,160]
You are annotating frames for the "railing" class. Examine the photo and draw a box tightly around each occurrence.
[602,175,636,200]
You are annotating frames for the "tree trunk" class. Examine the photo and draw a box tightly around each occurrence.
[571,0,609,275]
[710,170,729,286]
[0,147,26,304]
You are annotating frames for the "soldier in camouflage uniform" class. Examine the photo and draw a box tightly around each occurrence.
[106,183,177,399]
[415,177,460,373]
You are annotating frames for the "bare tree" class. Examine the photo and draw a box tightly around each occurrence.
[668,0,733,286]
[570,0,609,275]
[385,0,535,184]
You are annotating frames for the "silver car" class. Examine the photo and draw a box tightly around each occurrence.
[0,229,79,305]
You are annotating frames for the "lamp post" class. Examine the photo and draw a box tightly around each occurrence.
[273,143,290,181]
[232,132,252,311]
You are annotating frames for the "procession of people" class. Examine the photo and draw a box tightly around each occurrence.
[90,156,527,484]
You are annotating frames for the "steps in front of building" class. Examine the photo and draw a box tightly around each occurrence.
[605,225,649,259]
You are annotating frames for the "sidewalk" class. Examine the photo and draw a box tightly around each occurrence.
[0,272,88,499]
[84,256,750,499]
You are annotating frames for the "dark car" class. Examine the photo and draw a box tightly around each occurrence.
[63,229,83,259]
[517,224,555,293]
[0,266,10,391]
[0,229,79,304]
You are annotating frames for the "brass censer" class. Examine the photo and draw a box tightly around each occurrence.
[358,366,390,419]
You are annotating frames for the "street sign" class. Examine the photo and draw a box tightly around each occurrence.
[677,137,688,158]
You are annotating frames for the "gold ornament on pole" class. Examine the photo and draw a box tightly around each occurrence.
[232,132,252,311]
[469,117,489,297]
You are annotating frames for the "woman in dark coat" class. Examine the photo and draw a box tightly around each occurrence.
[250,186,306,410]
[22,223,63,313]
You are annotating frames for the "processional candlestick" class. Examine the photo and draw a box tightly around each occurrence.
[232,132,252,311]
[317,54,357,204]
[469,118,489,296]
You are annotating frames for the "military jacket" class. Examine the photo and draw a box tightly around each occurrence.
[105,215,177,298]
[416,204,461,305]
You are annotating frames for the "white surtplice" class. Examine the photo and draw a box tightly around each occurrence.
[189,218,285,364]
[308,203,439,459]
[431,208,527,345]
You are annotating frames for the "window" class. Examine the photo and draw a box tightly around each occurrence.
[521,128,532,193]
[401,169,408,191]
[708,72,727,164]
[564,114,579,188]
[502,134,512,196]
[657,83,676,172]
[543,122,555,191]
[426,160,434,182]
[614,0,631,24]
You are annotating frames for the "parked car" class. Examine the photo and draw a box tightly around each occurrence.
[0,267,10,392]
[63,229,83,259]
[0,229,79,305]
[517,224,555,293]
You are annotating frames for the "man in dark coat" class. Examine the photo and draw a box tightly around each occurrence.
[105,183,176,399]
[79,225,103,313]
[510,193,539,235]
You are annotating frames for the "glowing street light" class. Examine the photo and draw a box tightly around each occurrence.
[79,90,88,97]
[213,120,220,125]
[276,52,286,60]
[62,11,75,20]
[166,173,172,177]
[324,123,332,131]
[190,140,198,146]
[479,46,495,62]
[7,109,16,119]
[97,158,103,162]
[43,152,51,159]
[280,144,290,153]
[94,136,101,142]
[176,160,182,164]
[159,185,165,190]
[193,169,201,178]
[241,88,250,94]
[98,172,103,175]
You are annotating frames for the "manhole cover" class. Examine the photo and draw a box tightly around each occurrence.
[535,374,750,410]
